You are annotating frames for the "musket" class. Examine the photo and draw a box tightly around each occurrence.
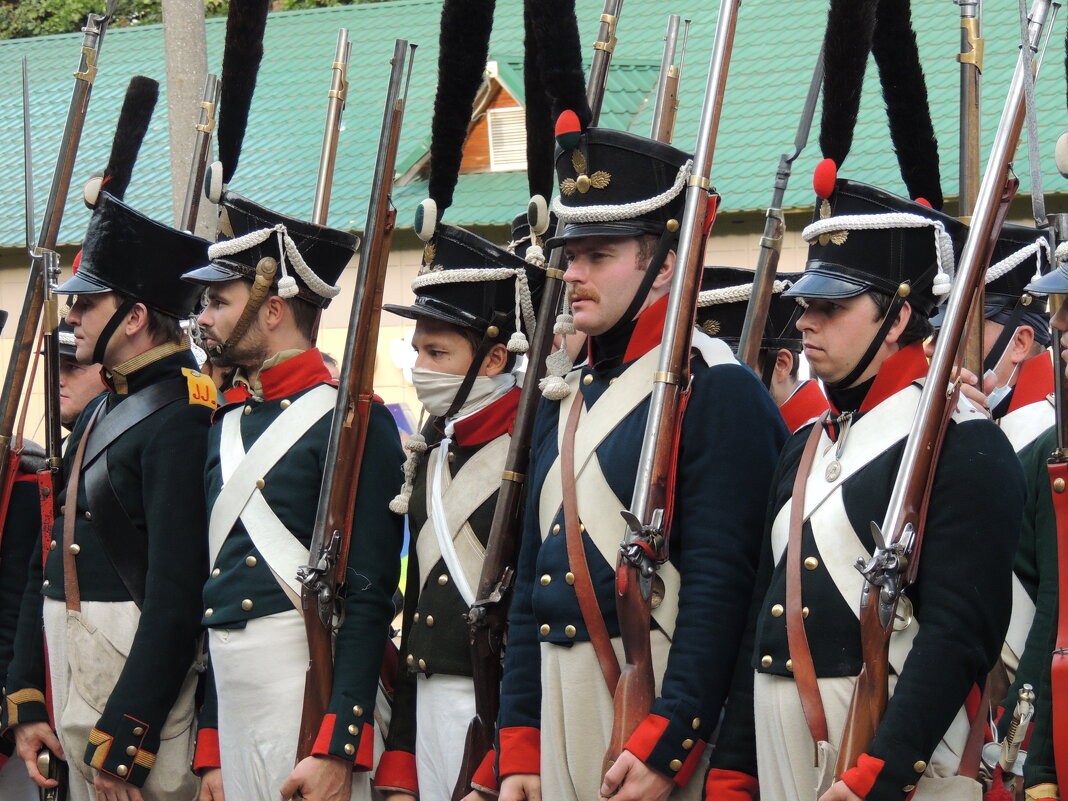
[835,0,1055,775]
[178,73,219,233]
[608,0,743,776]
[295,39,415,762]
[0,0,118,519]
[1049,214,1068,455]
[312,29,351,224]
[736,49,823,374]
[455,3,623,796]
[958,0,985,376]
[649,15,686,144]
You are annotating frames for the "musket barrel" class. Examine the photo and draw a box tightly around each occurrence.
[1048,212,1068,455]
[179,73,219,232]
[882,0,1052,548]
[586,0,623,124]
[650,15,680,143]
[959,0,985,375]
[311,29,350,225]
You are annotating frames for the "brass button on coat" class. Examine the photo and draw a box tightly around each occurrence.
[785,659,794,672]
[241,599,253,611]
[540,574,552,586]
[344,744,355,756]
[133,727,144,736]
[83,511,92,520]
[914,761,926,773]
[804,556,819,570]
[348,724,358,735]
[279,399,292,410]
[49,539,57,551]
[413,612,420,623]
[760,655,773,668]
[552,524,560,536]
[116,765,128,777]
[770,604,784,617]
[539,624,550,636]
[669,759,682,772]
[255,478,266,489]
[691,718,700,730]
[353,705,363,717]
[69,543,80,555]
[243,406,252,415]
[1055,477,1066,493]
[438,574,449,585]
[802,606,810,618]
[245,556,258,567]
[582,374,593,385]
[564,625,577,638]
[211,568,220,578]
[565,572,575,585]
[42,580,49,588]
[406,654,414,666]
[126,745,137,756]
[204,608,213,617]
[903,785,915,793]
[425,615,435,627]
[682,739,694,750]
[418,659,427,671]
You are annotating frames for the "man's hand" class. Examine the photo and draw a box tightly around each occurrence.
[599,750,673,801]
[13,721,64,788]
[199,767,226,801]
[93,768,146,801]
[499,773,541,801]
[818,780,864,801]
[279,755,353,801]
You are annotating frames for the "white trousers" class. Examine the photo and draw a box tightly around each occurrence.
[414,674,475,801]
[753,672,982,801]
[42,598,199,801]
[209,609,377,801]
[0,754,38,801]
[539,637,705,801]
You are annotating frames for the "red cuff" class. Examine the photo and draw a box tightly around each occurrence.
[704,768,758,800]
[472,748,498,792]
[841,753,885,799]
[311,715,376,771]
[192,728,220,773]
[374,750,418,794]
[673,742,707,787]
[622,715,669,761]
[498,727,540,778]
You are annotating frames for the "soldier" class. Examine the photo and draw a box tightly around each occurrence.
[184,192,403,801]
[4,192,214,801]
[696,266,828,431]
[374,222,542,801]
[495,125,786,801]
[997,248,1068,801]
[56,321,106,433]
[704,168,1025,801]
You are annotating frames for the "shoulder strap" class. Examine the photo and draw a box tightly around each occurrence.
[561,395,620,694]
[82,379,188,470]
[62,404,102,612]
[786,412,831,751]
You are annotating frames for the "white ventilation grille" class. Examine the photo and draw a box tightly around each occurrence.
[487,106,527,172]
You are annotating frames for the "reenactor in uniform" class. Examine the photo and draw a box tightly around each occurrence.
[56,321,107,433]
[997,247,1068,801]
[696,266,829,431]
[375,223,542,801]
[496,125,786,801]
[4,192,215,801]
[184,192,404,801]
[705,168,1025,801]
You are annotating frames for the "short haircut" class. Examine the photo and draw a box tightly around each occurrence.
[275,291,320,341]
[115,294,183,346]
[869,290,933,346]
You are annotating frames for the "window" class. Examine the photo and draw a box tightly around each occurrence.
[487,106,527,171]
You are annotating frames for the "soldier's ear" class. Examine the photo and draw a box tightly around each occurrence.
[124,302,151,338]
[480,342,509,377]
[651,248,676,290]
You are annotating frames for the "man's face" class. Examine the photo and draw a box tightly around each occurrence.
[796,294,888,387]
[411,319,475,376]
[562,236,650,336]
[58,356,102,429]
[196,281,267,369]
[66,292,120,365]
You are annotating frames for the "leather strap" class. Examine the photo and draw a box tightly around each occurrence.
[83,455,149,608]
[81,379,187,470]
[1048,459,1068,792]
[786,412,831,754]
[561,393,621,694]
[956,674,995,779]
[63,404,102,612]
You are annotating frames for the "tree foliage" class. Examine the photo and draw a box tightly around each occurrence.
[0,0,377,39]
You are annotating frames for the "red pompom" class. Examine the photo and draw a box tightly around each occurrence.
[914,197,932,208]
[555,110,583,150]
[71,250,82,274]
[813,158,838,200]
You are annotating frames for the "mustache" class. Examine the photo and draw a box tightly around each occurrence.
[569,288,600,304]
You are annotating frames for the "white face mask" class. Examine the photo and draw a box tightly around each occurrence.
[411,368,515,418]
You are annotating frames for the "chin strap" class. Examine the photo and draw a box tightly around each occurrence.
[92,297,137,365]
[983,301,1029,374]
[214,258,278,356]
[824,286,911,391]
[442,311,512,420]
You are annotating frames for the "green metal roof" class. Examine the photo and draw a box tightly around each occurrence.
[0,0,1066,248]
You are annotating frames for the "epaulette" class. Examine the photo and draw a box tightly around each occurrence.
[182,367,218,410]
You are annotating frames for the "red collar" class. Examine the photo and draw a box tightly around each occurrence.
[623,295,669,363]
[827,342,929,416]
[452,387,521,447]
[1006,352,1053,414]
[223,384,251,404]
[779,380,829,433]
[259,348,333,401]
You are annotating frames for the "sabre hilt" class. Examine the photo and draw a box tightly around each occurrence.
[999,683,1035,773]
